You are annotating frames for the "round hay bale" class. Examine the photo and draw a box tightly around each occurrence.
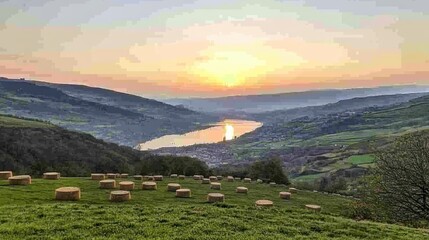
[142,181,157,190]
[193,175,202,180]
[305,204,321,212]
[255,200,273,207]
[178,175,186,180]
[110,190,131,202]
[8,175,31,185]
[154,175,163,181]
[234,177,241,181]
[99,179,116,189]
[244,178,251,183]
[143,175,153,181]
[170,174,178,178]
[216,176,223,181]
[270,182,277,187]
[119,181,135,191]
[227,176,234,182]
[133,175,143,180]
[176,188,191,198]
[106,173,116,179]
[167,183,181,192]
[209,176,217,182]
[210,182,221,190]
[120,173,129,179]
[201,178,210,184]
[207,193,224,203]
[55,187,80,201]
[91,173,105,180]
[256,179,263,184]
[0,171,13,180]
[115,173,121,178]
[279,192,291,200]
[289,187,298,193]
[236,187,248,193]
[43,172,60,180]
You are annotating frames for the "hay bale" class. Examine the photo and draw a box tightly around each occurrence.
[236,187,248,193]
[209,176,217,182]
[244,178,251,183]
[270,182,277,187]
[110,190,131,202]
[99,179,116,189]
[227,176,234,182]
[167,183,181,192]
[120,173,129,179]
[201,178,210,184]
[133,175,143,180]
[143,175,153,181]
[216,176,223,181]
[106,173,116,179]
[176,188,191,198]
[0,171,13,180]
[279,192,291,200]
[255,200,273,207]
[119,181,135,191]
[210,182,221,190]
[115,173,121,178]
[91,173,105,180]
[305,204,321,212]
[43,172,60,180]
[8,175,31,185]
[55,187,80,201]
[142,181,157,190]
[170,174,178,178]
[256,179,263,184]
[289,187,298,193]
[193,175,202,180]
[178,175,186,180]
[207,193,224,203]
[154,175,163,181]
[234,177,241,181]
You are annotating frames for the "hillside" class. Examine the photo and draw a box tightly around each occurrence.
[0,177,428,239]
[165,85,429,113]
[0,77,215,146]
[0,114,208,177]
[152,94,429,192]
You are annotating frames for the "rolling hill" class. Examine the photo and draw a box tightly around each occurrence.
[0,114,208,177]
[164,85,429,113]
[0,77,215,146]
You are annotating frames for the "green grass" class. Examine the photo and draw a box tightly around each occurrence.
[0,177,427,239]
[0,115,52,128]
[347,155,375,165]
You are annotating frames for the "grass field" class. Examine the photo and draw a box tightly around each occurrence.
[347,155,375,165]
[0,177,427,239]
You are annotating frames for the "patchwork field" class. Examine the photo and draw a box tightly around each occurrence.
[0,177,427,239]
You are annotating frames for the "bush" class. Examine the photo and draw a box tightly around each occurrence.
[248,158,289,184]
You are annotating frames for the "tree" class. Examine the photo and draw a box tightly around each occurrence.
[249,158,289,184]
[371,131,429,223]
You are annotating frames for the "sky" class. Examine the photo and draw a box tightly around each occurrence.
[1,0,429,98]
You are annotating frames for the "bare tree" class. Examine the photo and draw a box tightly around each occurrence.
[374,131,429,222]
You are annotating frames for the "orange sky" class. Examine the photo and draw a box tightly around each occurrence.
[1,0,428,98]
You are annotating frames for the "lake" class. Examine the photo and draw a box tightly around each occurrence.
[138,119,262,150]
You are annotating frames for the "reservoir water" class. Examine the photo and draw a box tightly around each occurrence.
[138,119,262,150]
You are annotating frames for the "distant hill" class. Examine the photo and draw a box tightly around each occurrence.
[0,114,208,176]
[252,92,429,124]
[164,85,429,113]
[0,77,215,146]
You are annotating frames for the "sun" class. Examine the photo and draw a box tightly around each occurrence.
[189,51,266,88]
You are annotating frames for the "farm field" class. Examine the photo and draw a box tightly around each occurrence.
[0,177,428,239]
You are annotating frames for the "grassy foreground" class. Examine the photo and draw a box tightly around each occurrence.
[0,177,427,239]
